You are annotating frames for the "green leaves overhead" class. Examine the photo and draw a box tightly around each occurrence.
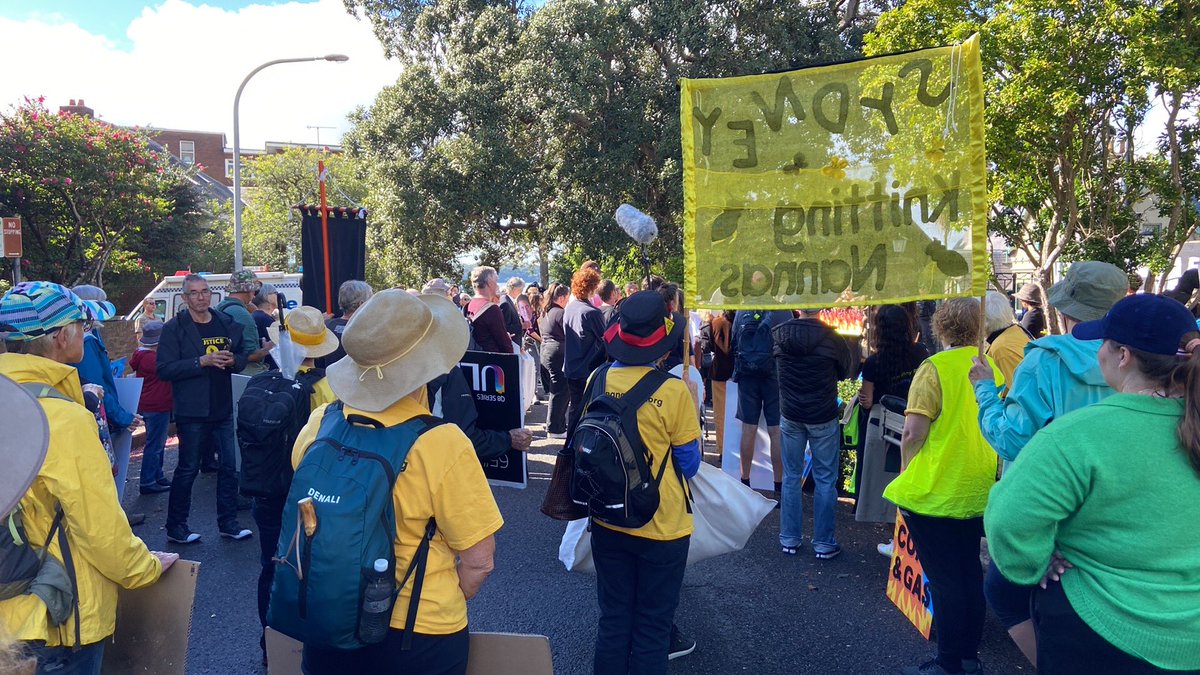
[343,0,876,287]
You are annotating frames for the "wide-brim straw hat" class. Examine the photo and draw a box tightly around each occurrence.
[0,375,50,516]
[326,290,468,412]
[268,306,339,360]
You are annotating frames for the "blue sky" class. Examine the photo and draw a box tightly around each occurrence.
[0,0,307,49]
[0,0,397,147]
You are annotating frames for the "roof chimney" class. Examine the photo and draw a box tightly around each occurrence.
[58,99,95,119]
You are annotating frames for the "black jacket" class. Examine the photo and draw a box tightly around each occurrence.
[772,318,852,424]
[426,369,512,461]
[157,309,247,419]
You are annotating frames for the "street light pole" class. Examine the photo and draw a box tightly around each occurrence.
[233,54,349,269]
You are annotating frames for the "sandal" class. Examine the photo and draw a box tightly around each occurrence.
[781,545,798,556]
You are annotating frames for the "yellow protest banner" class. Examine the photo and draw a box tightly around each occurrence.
[681,35,988,309]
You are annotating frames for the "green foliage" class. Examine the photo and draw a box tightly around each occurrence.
[240,148,366,274]
[867,0,1199,292]
[0,97,228,304]
[343,0,880,289]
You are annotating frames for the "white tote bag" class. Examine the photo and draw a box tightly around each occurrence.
[559,463,776,573]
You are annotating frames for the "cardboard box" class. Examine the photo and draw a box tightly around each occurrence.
[266,628,553,675]
[103,560,201,674]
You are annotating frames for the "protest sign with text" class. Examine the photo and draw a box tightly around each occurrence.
[458,350,527,489]
[886,511,935,639]
[681,35,988,309]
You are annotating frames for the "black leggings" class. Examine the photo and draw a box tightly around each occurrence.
[902,511,985,672]
[1034,581,1196,674]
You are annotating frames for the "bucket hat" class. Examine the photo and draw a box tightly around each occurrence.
[1072,294,1197,356]
[1047,261,1129,323]
[0,281,115,341]
[0,374,50,516]
[228,269,262,294]
[326,290,468,411]
[1014,283,1044,305]
[268,306,340,360]
[139,320,164,346]
[604,290,684,365]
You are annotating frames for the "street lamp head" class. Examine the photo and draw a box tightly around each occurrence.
[323,54,350,62]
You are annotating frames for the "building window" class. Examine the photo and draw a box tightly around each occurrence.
[225,159,234,178]
[179,140,195,165]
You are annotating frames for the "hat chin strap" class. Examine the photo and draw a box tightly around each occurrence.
[356,317,434,381]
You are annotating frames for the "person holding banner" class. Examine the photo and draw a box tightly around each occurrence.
[882,298,1002,675]
[985,294,1200,674]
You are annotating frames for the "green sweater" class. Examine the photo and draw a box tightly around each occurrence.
[985,394,1200,670]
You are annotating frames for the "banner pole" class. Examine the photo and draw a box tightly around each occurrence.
[318,160,333,314]
[978,293,987,359]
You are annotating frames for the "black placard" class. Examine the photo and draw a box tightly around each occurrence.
[457,351,526,488]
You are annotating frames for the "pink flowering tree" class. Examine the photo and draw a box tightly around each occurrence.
[0,97,225,289]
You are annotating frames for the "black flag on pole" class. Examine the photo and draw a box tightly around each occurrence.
[298,205,367,315]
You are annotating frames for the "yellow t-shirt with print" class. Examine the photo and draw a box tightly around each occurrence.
[592,366,702,542]
[292,395,504,635]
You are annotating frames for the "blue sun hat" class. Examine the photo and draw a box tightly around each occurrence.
[0,281,116,341]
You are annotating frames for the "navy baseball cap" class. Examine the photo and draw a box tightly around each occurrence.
[1072,294,1197,355]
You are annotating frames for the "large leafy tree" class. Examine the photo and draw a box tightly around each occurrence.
[343,0,881,288]
[0,98,228,303]
[240,147,367,274]
[867,0,1199,306]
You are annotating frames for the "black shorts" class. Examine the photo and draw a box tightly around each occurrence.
[735,374,780,426]
[302,628,469,675]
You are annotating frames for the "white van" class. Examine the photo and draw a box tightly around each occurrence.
[126,271,304,322]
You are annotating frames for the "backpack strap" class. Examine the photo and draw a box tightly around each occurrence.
[20,383,73,403]
[397,517,437,651]
[612,368,671,419]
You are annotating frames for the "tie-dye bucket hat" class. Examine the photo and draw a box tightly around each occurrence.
[0,281,116,341]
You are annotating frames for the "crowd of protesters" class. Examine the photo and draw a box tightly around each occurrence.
[1,255,1199,675]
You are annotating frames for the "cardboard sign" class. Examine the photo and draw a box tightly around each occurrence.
[886,512,934,639]
[1,217,21,258]
[266,629,553,675]
[103,560,201,674]
[458,350,527,489]
[681,36,988,310]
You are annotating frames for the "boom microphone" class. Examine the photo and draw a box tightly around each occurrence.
[615,204,658,245]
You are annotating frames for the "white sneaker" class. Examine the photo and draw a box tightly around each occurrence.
[877,541,894,558]
[220,527,253,540]
[547,432,567,439]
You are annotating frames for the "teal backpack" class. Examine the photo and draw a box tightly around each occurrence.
[267,403,446,650]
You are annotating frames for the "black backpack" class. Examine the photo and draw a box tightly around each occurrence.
[735,311,775,377]
[568,365,673,529]
[237,369,326,498]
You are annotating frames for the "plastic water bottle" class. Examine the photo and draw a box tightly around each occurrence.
[358,558,393,644]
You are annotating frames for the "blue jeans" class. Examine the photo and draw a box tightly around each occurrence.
[780,417,840,551]
[167,416,240,533]
[27,640,105,674]
[139,411,170,488]
[592,525,690,675]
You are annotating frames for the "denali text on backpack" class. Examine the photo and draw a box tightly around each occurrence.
[236,369,325,499]
[568,365,672,529]
[267,403,445,651]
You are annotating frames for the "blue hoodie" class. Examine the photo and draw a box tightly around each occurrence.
[973,334,1113,463]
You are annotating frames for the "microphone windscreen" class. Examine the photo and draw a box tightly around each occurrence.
[615,204,658,245]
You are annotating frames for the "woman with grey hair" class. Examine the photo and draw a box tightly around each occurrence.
[316,280,374,368]
[983,290,1031,394]
[465,266,514,353]
[251,284,279,369]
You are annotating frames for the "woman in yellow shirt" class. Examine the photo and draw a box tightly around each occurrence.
[883,298,1002,675]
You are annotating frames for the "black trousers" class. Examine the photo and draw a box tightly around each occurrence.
[302,628,469,675]
[541,339,569,434]
[1034,581,1192,675]
[902,511,985,670]
[567,377,588,434]
[252,494,286,653]
[592,525,690,675]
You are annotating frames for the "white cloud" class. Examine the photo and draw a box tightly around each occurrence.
[0,0,399,148]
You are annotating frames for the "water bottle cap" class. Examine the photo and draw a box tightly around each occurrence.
[373,558,388,573]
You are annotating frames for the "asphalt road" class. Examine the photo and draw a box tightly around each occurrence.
[122,401,1029,675]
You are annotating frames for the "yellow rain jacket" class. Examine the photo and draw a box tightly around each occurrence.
[0,353,162,646]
